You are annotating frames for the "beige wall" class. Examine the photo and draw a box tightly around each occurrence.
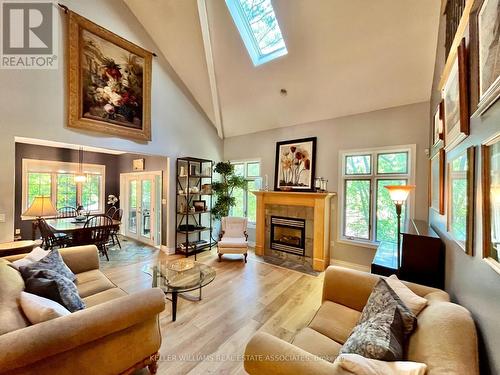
[0,0,223,249]
[428,11,500,375]
[224,101,430,268]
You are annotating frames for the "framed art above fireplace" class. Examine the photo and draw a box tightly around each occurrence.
[274,137,316,191]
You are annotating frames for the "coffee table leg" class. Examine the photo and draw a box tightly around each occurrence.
[172,292,178,322]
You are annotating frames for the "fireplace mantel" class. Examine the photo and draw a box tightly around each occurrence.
[252,191,336,271]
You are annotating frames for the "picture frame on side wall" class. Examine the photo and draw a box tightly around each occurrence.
[470,0,500,116]
[481,132,500,274]
[67,11,152,141]
[447,146,475,255]
[443,39,470,151]
[432,100,445,148]
[274,137,317,192]
[430,149,445,215]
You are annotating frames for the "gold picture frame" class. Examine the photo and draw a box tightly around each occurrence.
[447,146,475,255]
[482,132,500,274]
[430,149,445,215]
[68,11,152,141]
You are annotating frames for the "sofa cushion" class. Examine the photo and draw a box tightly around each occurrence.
[292,327,342,362]
[308,300,361,344]
[76,269,117,298]
[19,249,76,282]
[83,288,128,308]
[0,259,30,334]
[335,353,427,375]
[340,279,405,361]
[20,291,70,324]
[23,269,85,312]
[387,275,428,316]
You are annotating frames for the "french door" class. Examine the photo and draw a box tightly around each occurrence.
[121,173,161,246]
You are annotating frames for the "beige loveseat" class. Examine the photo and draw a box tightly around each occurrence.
[0,245,165,375]
[244,266,479,375]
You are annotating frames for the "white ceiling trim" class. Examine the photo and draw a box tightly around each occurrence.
[197,0,224,139]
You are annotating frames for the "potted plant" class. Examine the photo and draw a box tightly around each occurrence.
[211,162,247,220]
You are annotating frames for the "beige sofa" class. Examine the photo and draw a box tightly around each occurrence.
[244,266,479,375]
[0,245,165,375]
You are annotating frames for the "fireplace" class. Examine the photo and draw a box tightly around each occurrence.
[270,216,306,256]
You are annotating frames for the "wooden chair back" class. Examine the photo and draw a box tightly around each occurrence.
[57,206,77,218]
[105,206,117,218]
[38,218,58,249]
[112,208,123,222]
[84,214,113,245]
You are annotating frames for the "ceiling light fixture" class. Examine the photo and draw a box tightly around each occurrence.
[280,89,287,96]
[74,147,87,183]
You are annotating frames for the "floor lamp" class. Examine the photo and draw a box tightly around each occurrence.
[22,196,58,240]
[384,185,415,270]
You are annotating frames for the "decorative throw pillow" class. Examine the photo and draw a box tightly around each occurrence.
[9,247,49,269]
[19,249,76,282]
[386,275,428,316]
[335,353,428,375]
[24,276,65,305]
[382,280,417,336]
[340,279,406,361]
[20,292,70,324]
[21,269,85,312]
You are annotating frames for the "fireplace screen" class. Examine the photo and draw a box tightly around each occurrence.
[270,216,306,256]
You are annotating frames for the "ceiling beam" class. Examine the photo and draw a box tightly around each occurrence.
[197,0,224,139]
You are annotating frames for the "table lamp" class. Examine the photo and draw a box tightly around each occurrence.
[22,196,58,240]
[384,185,415,269]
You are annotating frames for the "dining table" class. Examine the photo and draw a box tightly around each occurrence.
[46,217,121,246]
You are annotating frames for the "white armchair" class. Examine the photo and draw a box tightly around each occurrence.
[218,217,249,263]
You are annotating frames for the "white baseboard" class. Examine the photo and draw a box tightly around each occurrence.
[330,259,370,273]
[161,245,175,255]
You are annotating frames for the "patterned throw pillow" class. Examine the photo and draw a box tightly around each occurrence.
[19,249,76,282]
[23,269,85,312]
[340,279,409,361]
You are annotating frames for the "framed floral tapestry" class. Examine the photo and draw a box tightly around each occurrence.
[274,137,317,191]
[68,11,152,141]
[443,38,469,152]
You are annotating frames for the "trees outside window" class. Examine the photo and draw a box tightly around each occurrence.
[230,160,260,224]
[340,147,414,245]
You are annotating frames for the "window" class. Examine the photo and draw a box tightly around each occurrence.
[230,160,260,224]
[225,0,287,66]
[339,146,415,245]
[22,159,105,217]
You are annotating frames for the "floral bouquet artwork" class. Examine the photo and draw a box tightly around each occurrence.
[82,31,144,129]
[68,11,152,141]
[274,137,317,191]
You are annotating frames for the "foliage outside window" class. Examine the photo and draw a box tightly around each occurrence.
[449,153,468,244]
[23,159,105,216]
[230,161,260,224]
[340,148,413,245]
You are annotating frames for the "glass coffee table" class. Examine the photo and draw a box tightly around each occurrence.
[143,259,216,321]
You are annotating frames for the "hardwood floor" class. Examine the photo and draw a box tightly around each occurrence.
[100,241,324,375]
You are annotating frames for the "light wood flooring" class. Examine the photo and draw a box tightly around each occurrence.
[100,241,324,375]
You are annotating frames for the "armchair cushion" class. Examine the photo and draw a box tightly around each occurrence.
[221,216,248,237]
[75,269,117,298]
[218,237,248,248]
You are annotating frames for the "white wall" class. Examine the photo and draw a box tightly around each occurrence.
[224,101,430,267]
[0,0,223,248]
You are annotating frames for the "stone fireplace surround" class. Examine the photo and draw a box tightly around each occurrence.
[253,191,335,272]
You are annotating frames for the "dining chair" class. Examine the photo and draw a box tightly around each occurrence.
[38,218,71,250]
[110,208,123,249]
[84,214,113,261]
[105,206,117,218]
[57,206,78,218]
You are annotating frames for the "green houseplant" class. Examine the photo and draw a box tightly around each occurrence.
[211,162,247,220]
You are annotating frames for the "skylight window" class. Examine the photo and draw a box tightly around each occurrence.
[226,0,288,66]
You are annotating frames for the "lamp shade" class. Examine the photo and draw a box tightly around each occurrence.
[22,196,57,217]
[384,185,415,204]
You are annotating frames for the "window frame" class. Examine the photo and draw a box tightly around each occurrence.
[229,159,261,226]
[338,145,416,248]
[225,0,288,66]
[22,159,106,219]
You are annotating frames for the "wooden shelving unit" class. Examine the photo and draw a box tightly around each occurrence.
[175,157,214,259]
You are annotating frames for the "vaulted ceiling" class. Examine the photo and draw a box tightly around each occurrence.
[125,0,441,138]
